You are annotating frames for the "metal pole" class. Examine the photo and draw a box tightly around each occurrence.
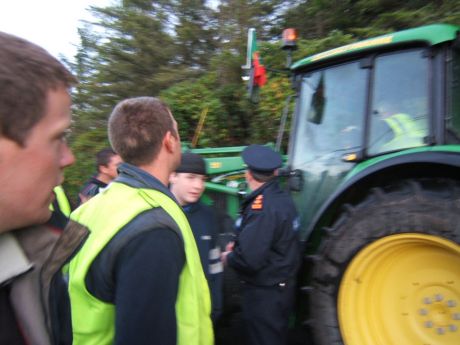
[276,95,293,152]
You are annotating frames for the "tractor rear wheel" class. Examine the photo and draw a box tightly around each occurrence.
[307,178,460,345]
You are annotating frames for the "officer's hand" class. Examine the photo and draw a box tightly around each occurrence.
[221,251,230,266]
[225,241,235,252]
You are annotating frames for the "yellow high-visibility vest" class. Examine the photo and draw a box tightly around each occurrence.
[68,182,213,345]
[49,185,71,217]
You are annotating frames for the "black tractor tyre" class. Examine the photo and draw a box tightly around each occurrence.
[306,178,460,345]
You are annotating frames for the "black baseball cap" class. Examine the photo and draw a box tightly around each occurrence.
[175,152,207,175]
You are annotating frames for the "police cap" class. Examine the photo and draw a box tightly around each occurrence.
[242,145,282,173]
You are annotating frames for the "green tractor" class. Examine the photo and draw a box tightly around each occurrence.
[195,23,460,345]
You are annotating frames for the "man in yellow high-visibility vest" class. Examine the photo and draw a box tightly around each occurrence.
[372,101,426,153]
[66,97,213,345]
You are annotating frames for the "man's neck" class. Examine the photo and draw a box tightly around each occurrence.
[95,173,112,185]
[138,162,170,187]
[248,180,265,192]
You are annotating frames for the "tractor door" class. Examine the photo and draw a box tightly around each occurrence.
[289,60,368,240]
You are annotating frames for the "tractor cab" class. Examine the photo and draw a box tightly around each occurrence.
[287,24,460,241]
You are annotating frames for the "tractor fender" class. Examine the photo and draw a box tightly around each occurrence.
[304,150,460,237]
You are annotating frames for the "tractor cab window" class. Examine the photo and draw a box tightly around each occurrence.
[368,49,429,155]
[446,46,460,143]
[292,61,367,167]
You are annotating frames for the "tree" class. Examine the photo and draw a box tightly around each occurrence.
[173,0,217,71]
[282,0,460,40]
[64,0,460,196]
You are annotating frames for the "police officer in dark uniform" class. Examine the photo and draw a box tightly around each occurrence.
[222,144,300,345]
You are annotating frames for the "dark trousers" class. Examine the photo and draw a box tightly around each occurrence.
[241,281,295,345]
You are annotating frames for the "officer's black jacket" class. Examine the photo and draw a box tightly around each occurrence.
[227,179,300,286]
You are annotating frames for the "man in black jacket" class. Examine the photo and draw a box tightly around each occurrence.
[78,148,122,204]
[222,145,300,345]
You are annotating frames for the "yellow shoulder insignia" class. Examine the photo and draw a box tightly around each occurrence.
[252,195,264,210]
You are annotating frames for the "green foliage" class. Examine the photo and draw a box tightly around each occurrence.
[65,0,460,185]
[251,76,293,145]
[65,128,111,205]
[282,0,460,40]
[173,0,217,70]
[160,78,231,146]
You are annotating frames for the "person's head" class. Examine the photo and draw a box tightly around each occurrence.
[108,97,181,184]
[0,32,76,232]
[241,145,282,190]
[95,148,122,183]
[169,152,207,206]
[374,100,398,118]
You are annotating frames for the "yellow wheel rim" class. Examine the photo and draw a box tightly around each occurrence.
[338,233,460,345]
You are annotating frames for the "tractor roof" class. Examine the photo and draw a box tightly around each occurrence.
[291,23,460,71]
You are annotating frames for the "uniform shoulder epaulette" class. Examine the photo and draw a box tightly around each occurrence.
[252,195,264,210]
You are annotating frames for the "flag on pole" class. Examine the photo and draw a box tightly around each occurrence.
[242,28,267,102]
[246,28,267,87]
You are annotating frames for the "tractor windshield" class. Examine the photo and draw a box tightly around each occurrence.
[291,61,367,168]
[291,48,431,169]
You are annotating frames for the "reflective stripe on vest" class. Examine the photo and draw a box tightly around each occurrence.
[382,113,425,150]
[49,185,71,216]
[384,113,425,138]
[68,182,213,345]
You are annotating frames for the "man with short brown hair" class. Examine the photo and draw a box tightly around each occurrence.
[67,97,213,345]
[0,31,76,344]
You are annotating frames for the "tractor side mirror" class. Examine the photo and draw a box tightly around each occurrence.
[288,169,303,192]
[238,181,248,200]
[278,167,303,192]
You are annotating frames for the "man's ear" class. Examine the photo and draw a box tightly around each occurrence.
[99,164,109,175]
[245,170,252,182]
[163,131,175,152]
[164,131,176,153]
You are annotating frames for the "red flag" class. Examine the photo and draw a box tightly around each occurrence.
[243,28,267,101]
[252,51,267,87]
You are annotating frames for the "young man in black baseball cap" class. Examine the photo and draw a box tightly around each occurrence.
[170,152,224,323]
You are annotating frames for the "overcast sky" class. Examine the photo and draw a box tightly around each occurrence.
[0,0,113,60]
